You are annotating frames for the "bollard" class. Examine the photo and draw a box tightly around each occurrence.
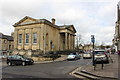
[52,54,55,61]
[94,60,96,70]
[101,59,104,69]
[93,58,104,70]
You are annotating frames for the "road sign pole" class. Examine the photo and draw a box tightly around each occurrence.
[91,35,95,66]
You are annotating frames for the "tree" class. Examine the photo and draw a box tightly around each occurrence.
[100,42,105,49]
[75,34,82,49]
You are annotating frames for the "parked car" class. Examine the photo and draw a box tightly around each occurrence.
[7,54,34,66]
[83,52,92,59]
[0,55,7,59]
[94,50,109,63]
[67,52,81,60]
[79,49,84,54]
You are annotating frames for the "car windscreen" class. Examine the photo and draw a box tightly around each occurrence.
[70,53,76,55]
[84,52,89,54]
[21,55,28,59]
[94,51,105,54]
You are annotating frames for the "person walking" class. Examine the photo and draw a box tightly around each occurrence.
[118,50,120,56]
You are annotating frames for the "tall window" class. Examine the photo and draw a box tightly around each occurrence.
[33,33,37,43]
[46,33,48,46]
[25,33,29,44]
[0,40,1,44]
[19,34,22,43]
[4,40,6,43]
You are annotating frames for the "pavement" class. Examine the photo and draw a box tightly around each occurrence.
[72,54,119,80]
[34,55,68,64]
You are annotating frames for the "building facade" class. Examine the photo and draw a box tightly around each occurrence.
[13,16,76,56]
[114,2,120,51]
[83,44,93,51]
[0,33,14,56]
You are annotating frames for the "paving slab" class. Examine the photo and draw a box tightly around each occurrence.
[71,54,119,80]
[79,54,119,79]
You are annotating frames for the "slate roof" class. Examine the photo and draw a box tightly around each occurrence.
[0,33,13,41]
[13,16,77,33]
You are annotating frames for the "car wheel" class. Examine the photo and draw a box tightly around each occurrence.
[8,62,12,66]
[22,62,26,66]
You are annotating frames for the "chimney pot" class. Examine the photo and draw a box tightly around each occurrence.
[52,18,55,25]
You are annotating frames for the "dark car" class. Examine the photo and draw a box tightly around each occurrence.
[7,54,34,66]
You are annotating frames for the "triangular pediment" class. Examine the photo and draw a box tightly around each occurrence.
[13,16,37,26]
[69,26,74,31]
[68,25,76,33]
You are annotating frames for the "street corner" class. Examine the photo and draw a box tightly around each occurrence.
[69,66,86,79]
[70,54,119,80]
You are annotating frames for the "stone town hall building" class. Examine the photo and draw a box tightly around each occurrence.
[13,16,76,56]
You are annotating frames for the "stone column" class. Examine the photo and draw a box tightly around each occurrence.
[14,29,18,49]
[38,28,40,50]
[29,28,32,49]
[22,29,25,50]
[65,33,68,50]
[70,34,72,50]
[69,33,71,50]
[27,28,32,57]
[71,35,73,49]
[73,35,75,49]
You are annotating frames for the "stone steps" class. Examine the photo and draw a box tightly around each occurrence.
[74,72,99,80]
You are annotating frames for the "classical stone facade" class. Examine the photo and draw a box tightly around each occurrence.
[13,16,76,56]
[0,33,14,56]
[114,2,120,51]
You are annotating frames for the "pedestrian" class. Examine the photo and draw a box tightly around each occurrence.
[118,50,120,56]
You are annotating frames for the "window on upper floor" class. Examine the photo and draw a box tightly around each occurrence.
[33,33,37,43]
[0,40,1,44]
[4,40,7,43]
[25,33,29,44]
[19,34,22,44]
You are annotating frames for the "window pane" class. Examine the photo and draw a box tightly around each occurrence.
[33,33,37,43]
[26,33,29,43]
[19,34,22,43]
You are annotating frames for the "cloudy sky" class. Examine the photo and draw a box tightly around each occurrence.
[0,0,120,45]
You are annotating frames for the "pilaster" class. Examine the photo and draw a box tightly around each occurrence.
[65,33,68,50]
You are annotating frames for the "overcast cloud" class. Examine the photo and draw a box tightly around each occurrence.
[0,0,120,45]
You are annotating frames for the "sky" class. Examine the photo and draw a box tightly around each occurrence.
[0,0,120,45]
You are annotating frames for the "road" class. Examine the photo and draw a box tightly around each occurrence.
[1,58,92,79]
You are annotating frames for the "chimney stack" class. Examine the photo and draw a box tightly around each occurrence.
[52,18,55,25]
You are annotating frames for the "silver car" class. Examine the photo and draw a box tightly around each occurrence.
[83,52,92,59]
[94,50,109,63]
[67,52,81,60]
